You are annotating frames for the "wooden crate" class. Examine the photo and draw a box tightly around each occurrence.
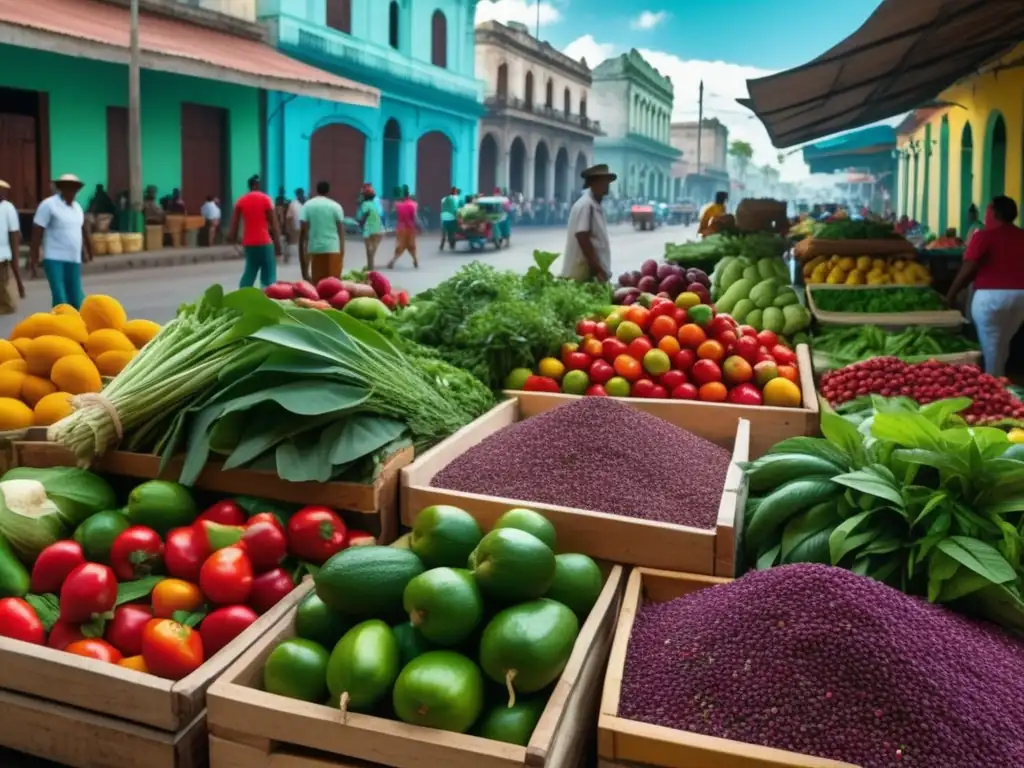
[11,440,413,545]
[401,398,748,575]
[598,569,859,768]
[206,565,628,768]
[503,344,818,460]
[806,285,964,329]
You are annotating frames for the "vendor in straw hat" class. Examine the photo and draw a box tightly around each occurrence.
[561,164,615,283]
[0,179,25,315]
[30,173,93,309]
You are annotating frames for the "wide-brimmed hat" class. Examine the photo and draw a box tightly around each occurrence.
[581,164,617,184]
[0,180,9,190]
[54,173,84,188]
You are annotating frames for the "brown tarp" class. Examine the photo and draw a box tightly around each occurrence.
[741,0,1024,148]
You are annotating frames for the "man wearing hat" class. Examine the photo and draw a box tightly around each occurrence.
[562,164,615,283]
[0,179,24,314]
[30,174,93,309]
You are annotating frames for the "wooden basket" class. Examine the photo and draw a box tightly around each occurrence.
[806,285,965,328]
[207,565,627,768]
[504,344,818,461]
[794,237,915,260]
[401,399,749,576]
[598,568,859,768]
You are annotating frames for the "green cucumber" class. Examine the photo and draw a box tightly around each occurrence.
[744,479,840,558]
[743,453,843,493]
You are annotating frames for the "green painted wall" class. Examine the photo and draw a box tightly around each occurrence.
[0,45,260,203]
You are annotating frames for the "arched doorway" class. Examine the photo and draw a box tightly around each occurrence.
[509,137,527,195]
[921,123,932,227]
[310,123,365,215]
[430,10,447,68]
[497,63,508,98]
[938,116,950,232]
[960,122,974,235]
[479,134,498,194]
[984,112,1007,202]
[416,131,452,229]
[575,151,587,191]
[382,118,401,200]
[524,72,534,109]
[554,147,569,201]
[534,141,550,199]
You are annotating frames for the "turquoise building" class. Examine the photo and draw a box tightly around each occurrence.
[260,0,484,218]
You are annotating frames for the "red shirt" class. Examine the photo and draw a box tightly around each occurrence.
[964,222,1024,290]
[234,191,273,246]
[395,199,417,231]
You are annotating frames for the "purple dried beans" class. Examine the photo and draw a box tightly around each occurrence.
[431,397,731,529]
[620,564,1024,767]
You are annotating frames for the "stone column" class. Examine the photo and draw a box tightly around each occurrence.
[525,153,535,199]
[399,137,417,195]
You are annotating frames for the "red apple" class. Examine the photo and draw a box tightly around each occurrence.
[585,384,608,396]
[659,370,687,390]
[672,348,696,372]
[632,378,657,398]
[589,358,615,384]
[602,337,628,363]
[671,383,699,400]
[728,382,763,406]
[691,359,722,385]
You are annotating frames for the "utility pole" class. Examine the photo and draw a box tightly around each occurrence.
[535,0,541,38]
[128,0,143,233]
[695,80,704,177]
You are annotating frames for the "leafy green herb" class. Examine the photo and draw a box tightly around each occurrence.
[172,610,206,628]
[24,593,60,632]
[115,575,164,606]
[812,324,977,368]
[811,287,947,314]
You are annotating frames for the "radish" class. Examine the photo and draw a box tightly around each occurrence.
[328,289,351,309]
[264,282,295,300]
[317,277,344,300]
[294,281,319,300]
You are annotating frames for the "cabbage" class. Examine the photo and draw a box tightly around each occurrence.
[0,479,66,561]
[1,467,116,527]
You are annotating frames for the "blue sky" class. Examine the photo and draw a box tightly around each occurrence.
[475,0,888,180]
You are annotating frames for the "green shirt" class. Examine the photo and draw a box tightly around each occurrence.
[300,196,345,254]
[441,195,459,222]
[358,200,383,236]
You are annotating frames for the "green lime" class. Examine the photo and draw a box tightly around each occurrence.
[469,528,556,603]
[687,304,714,327]
[605,376,631,397]
[73,510,130,564]
[642,349,670,376]
[615,320,643,343]
[126,480,198,535]
[263,638,330,703]
[295,592,352,650]
[503,367,532,390]
[561,369,589,395]
[392,651,484,733]
[493,508,556,550]
[411,505,483,568]
[404,567,483,646]
[544,553,604,619]
[476,695,548,745]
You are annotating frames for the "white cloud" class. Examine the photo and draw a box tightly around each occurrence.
[631,11,669,31]
[474,0,562,27]
[563,35,616,67]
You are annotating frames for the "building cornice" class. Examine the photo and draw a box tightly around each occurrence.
[475,21,591,85]
[593,49,673,102]
[97,0,267,41]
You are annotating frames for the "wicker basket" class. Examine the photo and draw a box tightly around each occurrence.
[121,232,143,253]
[89,233,108,256]
[105,232,123,255]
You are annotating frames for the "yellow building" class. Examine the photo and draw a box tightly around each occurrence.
[897,44,1024,235]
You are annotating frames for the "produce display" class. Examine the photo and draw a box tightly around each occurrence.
[710,255,811,335]
[613,259,710,306]
[812,325,979,368]
[506,299,805,406]
[812,219,902,240]
[390,253,611,389]
[620,564,1024,766]
[264,272,409,313]
[0,466,356,678]
[926,234,963,250]
[664,232,786,269]
[0,296,159,429]
[260,504,602,746]
[431,398,731,529]
[741,401,1024,631]
[803,254,931,285]
[809,286,946,313]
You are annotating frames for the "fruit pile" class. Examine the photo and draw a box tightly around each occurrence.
[0,296,160,428]
[0,466,367,679]
[804,255,930,285]
[711,256,810,336]
[508,299,804,407]
[262,505,601,746]
[264,272,408,314]
[614,259,711,306]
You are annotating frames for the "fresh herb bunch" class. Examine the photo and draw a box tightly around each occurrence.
[813,325,978,368]
[665,232,786,267]
[811,287,946,314]
[813,220,901,240]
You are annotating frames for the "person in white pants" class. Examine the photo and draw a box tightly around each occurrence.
[947,195,1024,376]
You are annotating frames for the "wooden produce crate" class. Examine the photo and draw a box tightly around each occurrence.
[503,344,817,461]
[806,285,964,329]
[598,569,859,768]
[793,237,915,260]
[401,399,749,575]
[12,439,413,545]
[206,565,628,768]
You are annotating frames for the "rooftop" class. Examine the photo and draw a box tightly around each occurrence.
[475,20,591,83]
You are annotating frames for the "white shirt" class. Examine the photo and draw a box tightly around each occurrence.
[561,190,611,281]
[287,199,303,232]
[33,194,84,263]
[201,200,221,221]
[0,200,18,262]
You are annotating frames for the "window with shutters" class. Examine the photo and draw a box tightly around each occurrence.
[563,88,571,117]
[389,1,400,49]
[325,0,351,34]
[431,10,447,68]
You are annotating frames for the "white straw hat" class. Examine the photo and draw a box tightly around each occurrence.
[54,174,84,187]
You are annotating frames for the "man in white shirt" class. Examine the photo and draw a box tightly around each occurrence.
[286,188,308,280]
[562,164,615,283]
[30,173,93,309]
[200,196,221,246]
[0,180,24,314]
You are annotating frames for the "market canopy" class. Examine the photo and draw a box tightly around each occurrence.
[0,0,379,107]
[802,125,896,175]
[740,0,1024,148]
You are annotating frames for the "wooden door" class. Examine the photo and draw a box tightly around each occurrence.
[181,103,226,213]
[0,114,38,210]
[309,124,365,216]
[106,106,129,197]
[416,132,452,228]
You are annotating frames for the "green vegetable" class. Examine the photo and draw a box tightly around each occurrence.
[126,480,197,535]
[812,325,978,368]
[665,232,787,267]
[0,479,65,561]
[326,620,400,712]
[811,287,946,314]
[813,220,902,240]
[476,696,548,745]
[315,546,425,617]
[73,509,130,563]
[0,531,30,597]
[392,650,484,733]
[0,467,116,528]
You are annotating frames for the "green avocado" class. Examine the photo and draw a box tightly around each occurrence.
[263,638,330,703]
[73,509,131,564]
[326,620,400,713]
[491,508,556,551]
[469,528,555,603]
[403,567,483,646]
[392,651,484,733]
[475,695,549,745]
[543,553,604,619]
[410,505,483,568]
[125,481,197,535]
[315,546,424,618]
[294,592,352,650]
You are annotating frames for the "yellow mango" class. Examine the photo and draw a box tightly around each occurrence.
[50,355,102,395]
[79,295,127,333]
[24,336,86,378]
[0,398,34,431]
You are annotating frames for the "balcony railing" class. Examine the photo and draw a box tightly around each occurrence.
[485,95,601,133]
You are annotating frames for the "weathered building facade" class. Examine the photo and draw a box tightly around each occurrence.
[670,118,730,203]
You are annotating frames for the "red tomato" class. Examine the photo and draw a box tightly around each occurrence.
[105,604,153,657]
[141,619,204,680]
[756,330,779,348]
[200,605,259,657]
[242,517,288,573]
[164,526,210,583]
[109,526,164,581]
[0,598,44,645]
[346,530,376,547]
[672,348,696,372]
[739,325,758,338]
[31,540,86,594]
[588,358,615,385]
[60,564,117,624]
[523,374,560,393]
[659,370,688,390]
[734,335,760,363]
[48,620,86,650]
[66,638,122,664]
[772,344,797,366]
[672,307,688,326]
[631,379,657,398]
[671,383,699,400]
[601,337,628,363]
[650,384,668,399]
[248,568,295,614]
[196,500,246,527]
[560,342,579,364]
[564,351,591,371]
[756,347,777,364]
[716,329,738,347]
[247,512,286,533]
[707,316,736,340]
[648,301,674,320]
[288,507,347,565]
[200,548,253,605]
[627,337,653,360]
[593,322,609,340]
[585,384,608,396]
[691,359,723,385]
[575,319,597,337]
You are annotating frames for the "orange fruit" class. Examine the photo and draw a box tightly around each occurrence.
[698,382,728,402]
[762,377,802,408]
[625,306,652,331]
[657,336,681,356]
[696,339,725,362]
[581,338,603,358]
[677,323,707,349]
[613,354,642,382]
[649,315,678,341]
[777,365,799,383]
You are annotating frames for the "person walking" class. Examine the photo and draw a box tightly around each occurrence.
[698,190,728,237]
[228,174,281,288]
[300,181,346,283]
[388,185,419,269]
[357,185,384,270]
[30,174,93,308]
[286,188,307,278]
[561,164,615,283]
[0,180,25,315]
[439,187,459,250]
[200,195,221,246]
